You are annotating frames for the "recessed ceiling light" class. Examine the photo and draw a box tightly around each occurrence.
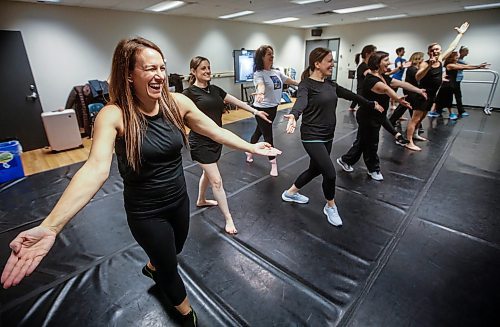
[333,3,387,14]
[219,11,255,19]
[145,1,185,12]
[367,14,408,21]
[290,0,324,4]
[301,23,331,28]
[263,17,299,24]
[464,2,500,10]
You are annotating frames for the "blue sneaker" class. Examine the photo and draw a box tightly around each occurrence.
[460,112,470,117]
[449,113,458,120]
[427,112,440,118]
[282,190,309,204]
[323,205,343,226]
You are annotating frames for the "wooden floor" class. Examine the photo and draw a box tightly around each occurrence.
[21,104,293,176]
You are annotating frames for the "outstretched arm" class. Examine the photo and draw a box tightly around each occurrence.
[224,93,272,123]
[1,106,120,288]
[372,81,412,109]
[176,93,281,156]
[390,79,427,99]
[440,22,469,60]
[447,62,490,71]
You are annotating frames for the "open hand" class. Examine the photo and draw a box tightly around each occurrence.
[455,22,469,34]
[418,89,428,100]
[252,92,264,103]
[402,61,412,68]
[255,110,272,123]
[1,226,57,289]
[373,101,384,113]
[252,142,282,157]
[399,96,412,109]
[283,114,297,134]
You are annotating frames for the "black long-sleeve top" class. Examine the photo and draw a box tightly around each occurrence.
[290,78,375,141]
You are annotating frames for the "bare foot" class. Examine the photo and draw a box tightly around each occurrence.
[405,143,421,151]
[225,218,238,234]
[348,107,357,111]
[245,152,253,163]
[413,134,427,141]
[196,199,218,207]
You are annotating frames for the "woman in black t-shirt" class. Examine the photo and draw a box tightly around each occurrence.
[282,47,383,227]
[183,56,271,234]
[339,51,426,181]
[349,45,377,111]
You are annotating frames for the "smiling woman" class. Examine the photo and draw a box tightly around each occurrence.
[0,36,281,327]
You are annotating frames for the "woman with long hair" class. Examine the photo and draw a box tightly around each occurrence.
[183,56,271,234]
[245,44,299,176]
[434,51,488,120]
[337,51,426,181]
[282,47,383,227]
[406,22,469,151]
[0,37,280,326]
[389,51,425,127]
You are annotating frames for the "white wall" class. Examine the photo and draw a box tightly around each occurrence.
[0,2,304,111]
[308,9,500,108]
[2,2,499,111]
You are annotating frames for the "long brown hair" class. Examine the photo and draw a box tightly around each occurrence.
[301,47,331,80]
[109,37,187,172]
[188,56,210,85]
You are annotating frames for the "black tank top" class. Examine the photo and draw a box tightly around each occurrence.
[115,111,186,212]
[420,60,442,93]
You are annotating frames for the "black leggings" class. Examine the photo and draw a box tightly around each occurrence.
[126,194,190,306]
[342,112,381,173]
[294,140,336,200]
[250,105,278,160]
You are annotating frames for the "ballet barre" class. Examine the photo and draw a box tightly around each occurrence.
[461,69,498,115]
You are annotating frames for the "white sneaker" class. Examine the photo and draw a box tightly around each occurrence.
[281,190,309,204]
[336,158,353,172]
[367,171,384,181]
[323,205,342,226]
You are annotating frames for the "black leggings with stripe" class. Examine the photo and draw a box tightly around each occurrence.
[294,140,336,200]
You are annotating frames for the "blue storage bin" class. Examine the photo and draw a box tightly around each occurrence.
[0,140,25,183]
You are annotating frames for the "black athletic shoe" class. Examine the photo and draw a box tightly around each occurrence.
[142,264,158,282]
[181,308,198,327]
[418,126,425,134]
[395,134,409,146]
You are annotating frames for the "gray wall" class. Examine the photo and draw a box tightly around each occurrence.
[1,2,304,111]
[2,2,499,111]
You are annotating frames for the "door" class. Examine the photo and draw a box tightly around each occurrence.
[305,38,340,81]
[0,30,48,151]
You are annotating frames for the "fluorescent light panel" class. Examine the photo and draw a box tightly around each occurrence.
[291,0,324,4]
[37,0,60,2]
[301,23,331,28]
[263,17,299,24]
[219,11,254,19]
[145,1,185,12]
[333,3,387,14]
[464,2,500,10]
[367,14,408,21]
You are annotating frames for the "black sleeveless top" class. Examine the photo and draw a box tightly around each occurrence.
[420,60,442,93]
[443,67,458,87]
[115,112,186,212]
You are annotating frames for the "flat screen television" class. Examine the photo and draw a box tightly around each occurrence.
[233,49,255,83]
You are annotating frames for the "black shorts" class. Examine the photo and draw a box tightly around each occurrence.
[413,90,437,112]
[190,141,222,164]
